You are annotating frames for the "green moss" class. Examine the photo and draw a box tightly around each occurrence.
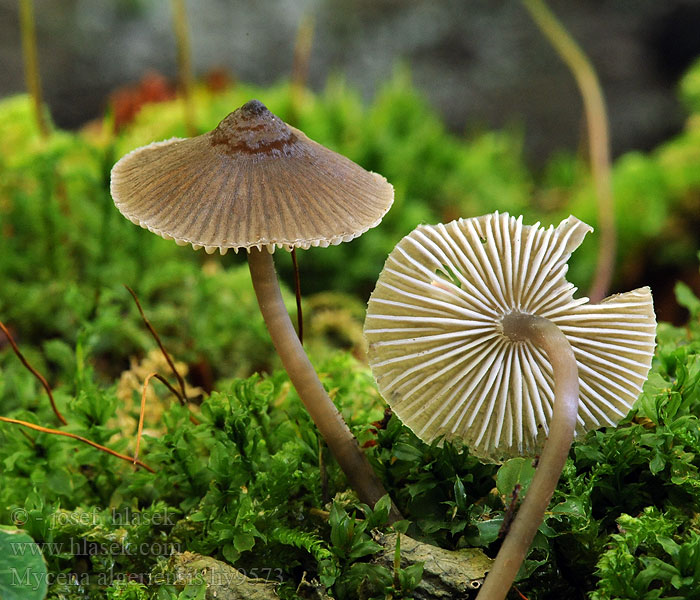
[2,58,700,599]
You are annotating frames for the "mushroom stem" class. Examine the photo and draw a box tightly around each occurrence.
[247,248,401,522]
[478,313,579,600]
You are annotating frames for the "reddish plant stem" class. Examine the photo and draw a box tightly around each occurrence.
[135,371,199,457]
[290,248,304,343]
[125,286,188,405]
[0,416,155,473]
[0,320,67,425]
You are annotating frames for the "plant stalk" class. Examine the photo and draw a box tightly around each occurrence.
[522,0,615,302]
[19,0,49,138]
[477,313,579,600]
[0,416,154,472]
[170,0,196,136]
[290,248,304,343]
[289,14,315,126]
[0,320,67,425]
[247,247,401,522]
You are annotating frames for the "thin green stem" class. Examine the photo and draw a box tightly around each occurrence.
[171,0,196,136]
[477,313,579,600]
[19,0,49,138]
[247,248,401,522]
[522,0,615,302]
[289,14,315,126]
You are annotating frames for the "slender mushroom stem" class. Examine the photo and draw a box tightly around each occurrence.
[478,312,579,600]
[247,247,401,522]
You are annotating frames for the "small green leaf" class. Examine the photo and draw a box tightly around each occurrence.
[454,477,468,512]
[649,452,666,475]
[496,457,536,497]
[0,527,48,600]
[348,539,382,560]
[399,562,424,590]
[233,532,255,553]
[365,494,391,529]
[221,543,240,564]
[392,520,410,535]
[475,518,503,545]
[550,497,585,518]
[675,282,700,317]
[657,536,680,559]
[392,442,424,461]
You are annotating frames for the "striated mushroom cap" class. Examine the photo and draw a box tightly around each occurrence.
[364,212,656,462]
[110,99,394,254]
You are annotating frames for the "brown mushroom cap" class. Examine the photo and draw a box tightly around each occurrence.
[110,99,394,253]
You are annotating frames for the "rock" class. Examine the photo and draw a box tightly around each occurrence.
[372,533,493,599]
[162,552,279,600]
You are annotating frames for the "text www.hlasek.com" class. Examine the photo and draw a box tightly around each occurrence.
[11,539,180,592]
[11,539,181,557]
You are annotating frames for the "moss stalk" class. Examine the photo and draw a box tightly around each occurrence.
[522,0,615,302]
[19,0,49,138]
[170,0,196,136]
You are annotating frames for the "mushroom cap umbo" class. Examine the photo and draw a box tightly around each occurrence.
[110,100,394,254]
[364,212,656,462]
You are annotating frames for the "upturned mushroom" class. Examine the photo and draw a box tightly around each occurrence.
[364,212,656,599]
[110,99,398,518]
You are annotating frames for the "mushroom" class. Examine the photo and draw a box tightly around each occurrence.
[110,99,398,519]
[364,212,656,599]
